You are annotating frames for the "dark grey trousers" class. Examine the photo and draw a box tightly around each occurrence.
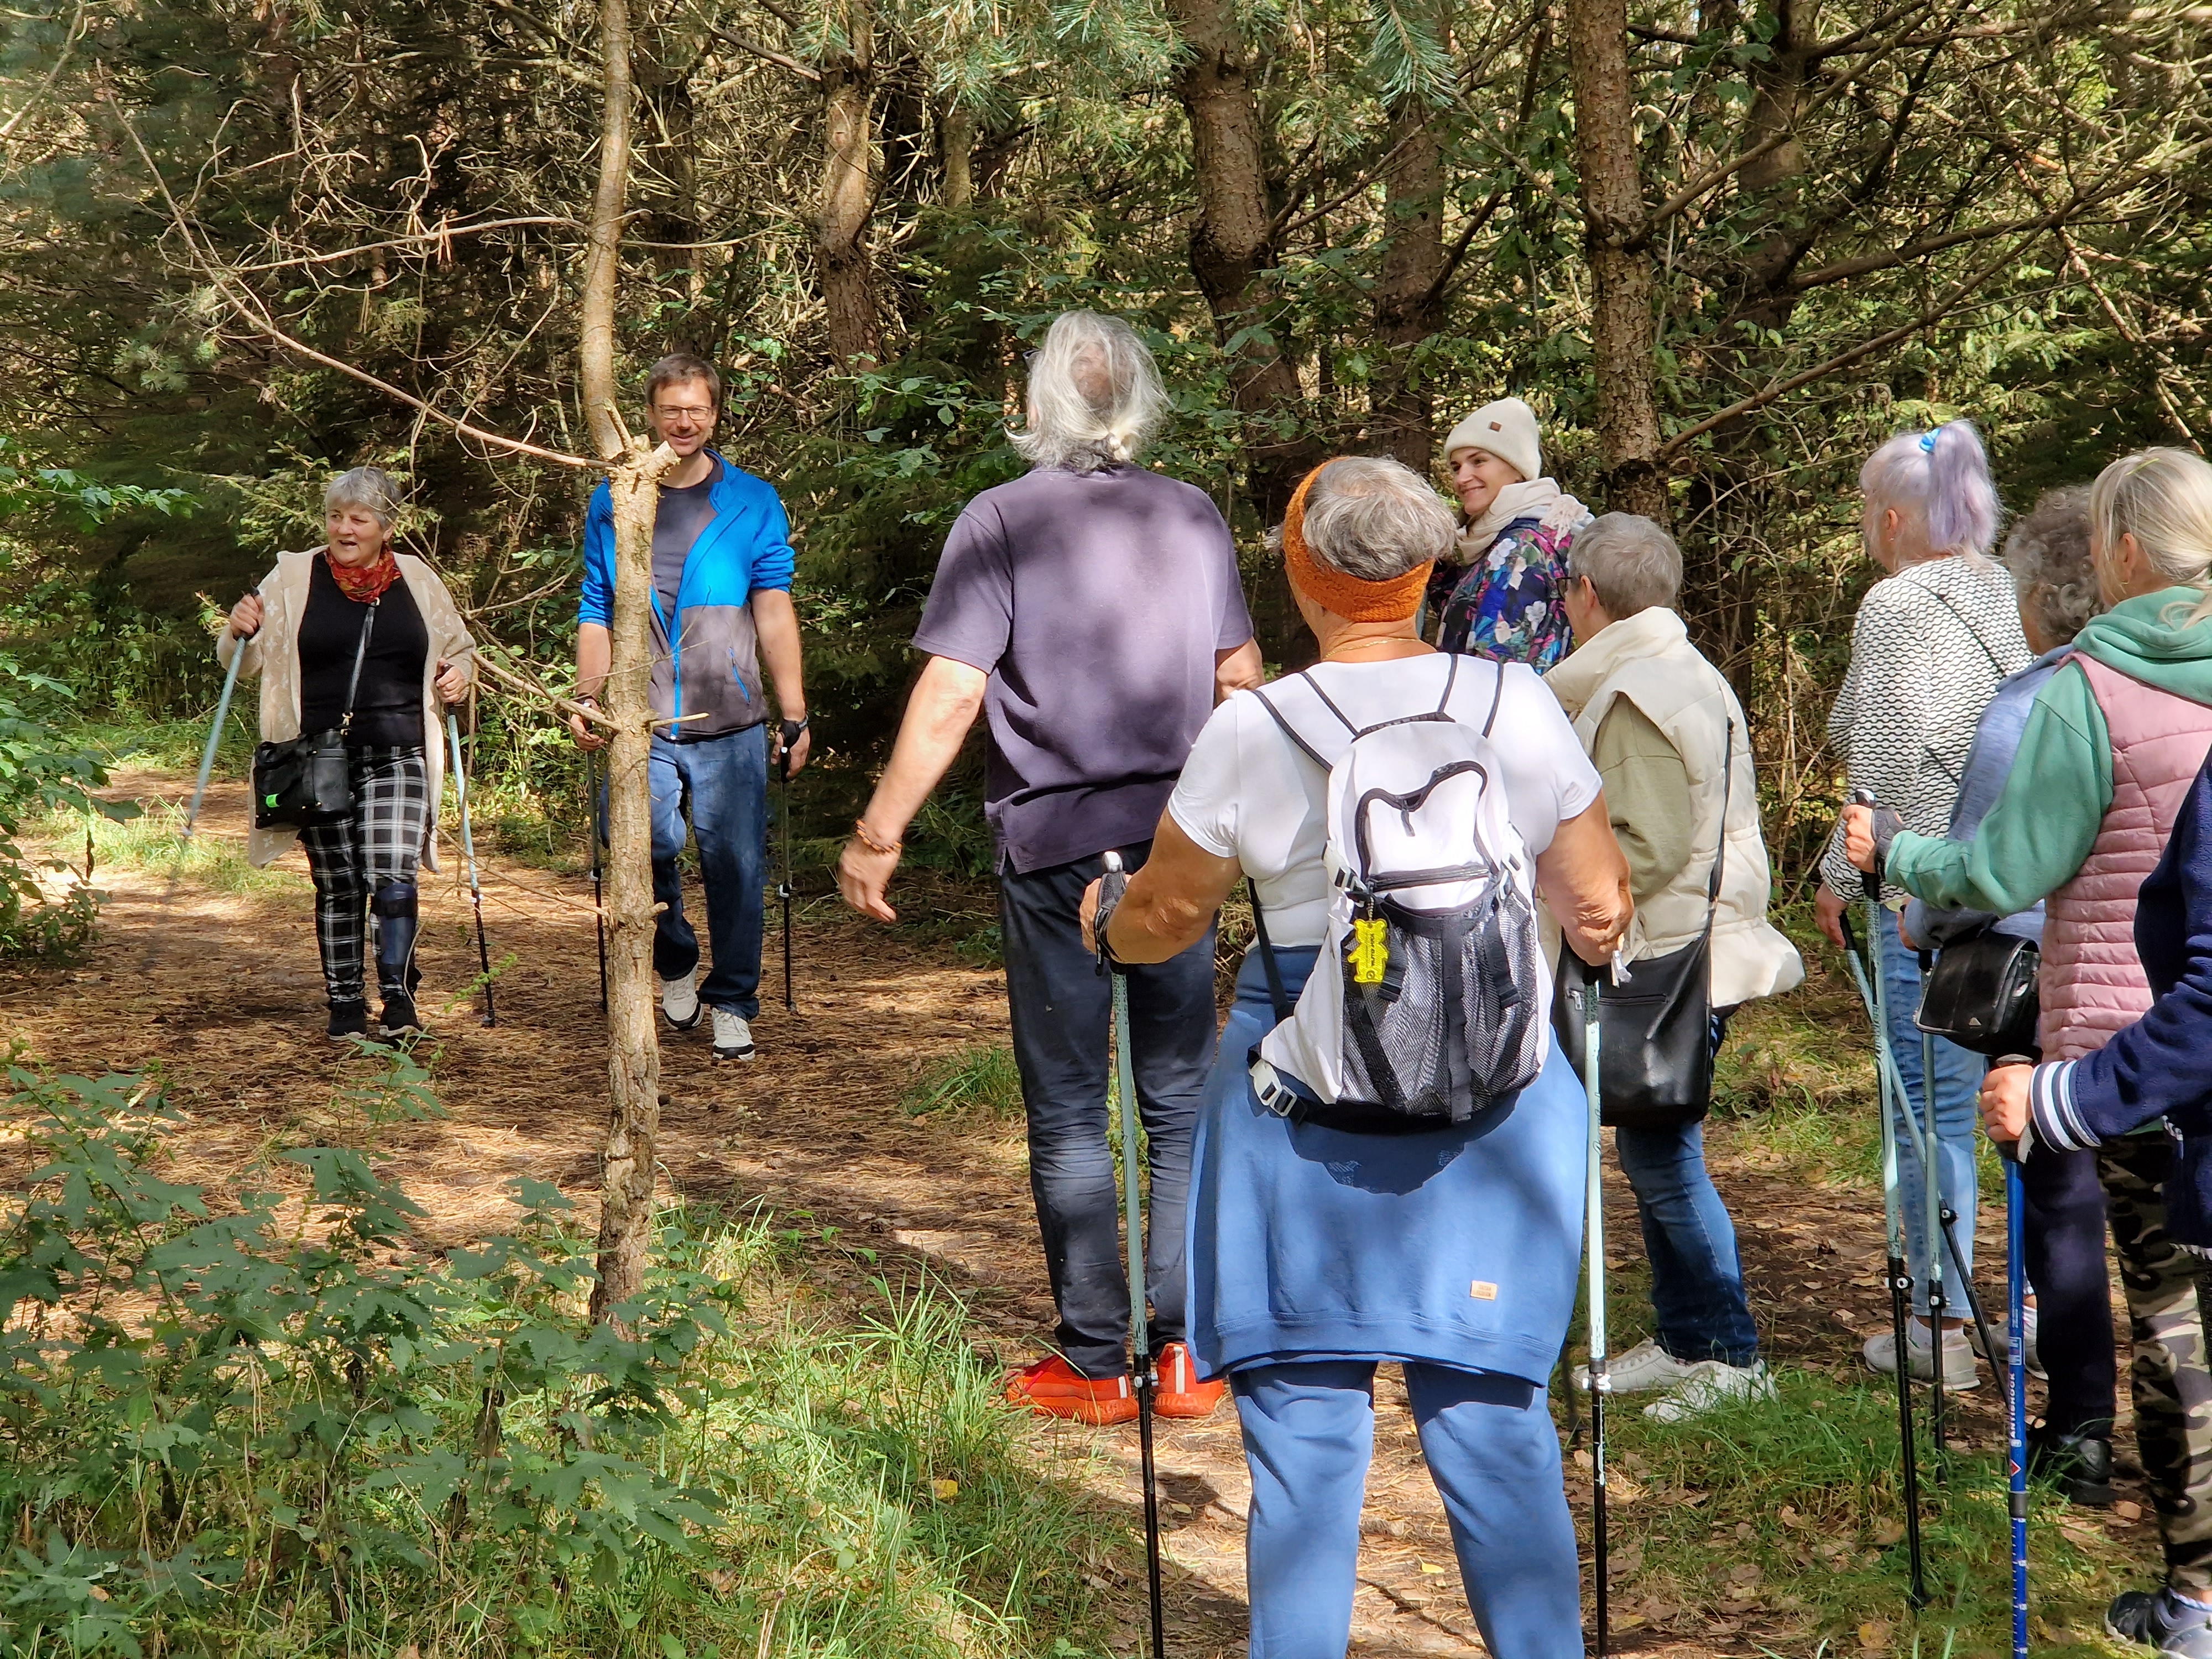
[1000,840,1219,1379]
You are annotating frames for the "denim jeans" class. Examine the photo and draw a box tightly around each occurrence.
[1877,915,1983,1314]
[649,724,768,1019]
[1233,1360,1581,1659]
[1000,841,1218,1379]
[1615,1119,1760,1367]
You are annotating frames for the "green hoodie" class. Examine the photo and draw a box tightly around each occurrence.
[1887,586,2212,916]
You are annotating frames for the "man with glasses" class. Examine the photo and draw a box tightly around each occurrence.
[570,353,810,1061]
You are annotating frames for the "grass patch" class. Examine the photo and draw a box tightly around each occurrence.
[42,799,299,895]
[903,1044,1024,1122]
[0,1058,1121,1658]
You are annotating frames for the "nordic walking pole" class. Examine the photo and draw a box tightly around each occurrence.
[1579,956,1610,1656]
[588,748,608,1014]
[1099,851,1167,1659]
[446,713,496,1027]
[779,718,799,1014]
[185,617,248,838]
[1838,904,1929,1609]
[1994,1052,2034,1659]
[1916,975,1950,1469]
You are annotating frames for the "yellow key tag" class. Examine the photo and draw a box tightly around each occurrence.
[1349,917,1390,986]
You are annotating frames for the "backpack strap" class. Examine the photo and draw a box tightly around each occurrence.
[1251,679,1332,769]
[1482,656,1507,738]
[1247,891,1293,1024]
[1706,719,1734,911]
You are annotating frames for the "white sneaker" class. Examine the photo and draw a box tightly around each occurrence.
[1644,1359,1776,1423]
[1969,1303,2048,1380]
[1864,1318,1981,1390]
[661,971,701,1031]
[1573,1338,1697,1395]
[710,1007,754,1062]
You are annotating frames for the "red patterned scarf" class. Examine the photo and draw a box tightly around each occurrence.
[326,547,401,603]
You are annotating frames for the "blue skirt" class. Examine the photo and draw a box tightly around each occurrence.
[1187,947,1587,1383]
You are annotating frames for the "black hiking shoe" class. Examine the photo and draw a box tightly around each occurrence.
[2109,1589,2212,1653]
[2030,1423,2117,1506]
[327,999,372,1042]
[378,991,424,1040]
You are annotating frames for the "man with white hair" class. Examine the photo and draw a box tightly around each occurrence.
[837,310,1262,1424]
[1547,512,1803,1421]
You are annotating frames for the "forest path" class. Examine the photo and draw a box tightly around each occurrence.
[3,766,2057,1657]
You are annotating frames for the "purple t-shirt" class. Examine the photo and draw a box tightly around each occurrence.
[913,465,1254,874]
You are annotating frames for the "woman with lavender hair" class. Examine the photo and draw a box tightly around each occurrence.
[1813,419,2030,1392]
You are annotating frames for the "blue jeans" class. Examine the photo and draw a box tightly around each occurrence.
[1000,843,1217,1378]
[649,725,768,1019]
[1615,1119,1759,1367]
[1233,1360,1582,1659]
[1877,915,1982,1314]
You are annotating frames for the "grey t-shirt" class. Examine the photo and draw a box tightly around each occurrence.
[653,458,724,614]
[912,464,1254,874]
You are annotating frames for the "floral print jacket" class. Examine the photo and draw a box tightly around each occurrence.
[1426,504,1590,671]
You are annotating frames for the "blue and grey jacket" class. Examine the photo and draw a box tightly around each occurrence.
[578,452,796,739]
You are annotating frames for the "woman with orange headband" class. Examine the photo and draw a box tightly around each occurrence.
[1084,456,1631,1658]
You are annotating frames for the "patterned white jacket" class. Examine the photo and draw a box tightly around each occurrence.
[1821,553,2031,901]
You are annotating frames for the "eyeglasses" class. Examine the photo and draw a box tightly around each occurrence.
[653,405,716,421]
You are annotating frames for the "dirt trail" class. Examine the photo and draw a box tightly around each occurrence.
[1,768,2121,1656]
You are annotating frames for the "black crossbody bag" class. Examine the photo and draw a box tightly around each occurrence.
[1916,929,2039,1055]
[1551,721,1734,1130]
[252,599,378,829]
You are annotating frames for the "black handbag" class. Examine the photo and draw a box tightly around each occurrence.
[252,599,377,830]
[1915,927,2040,1056]
[1551,722,1734,1130]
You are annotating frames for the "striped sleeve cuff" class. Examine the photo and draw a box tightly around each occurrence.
[2028,1059,2098,1152]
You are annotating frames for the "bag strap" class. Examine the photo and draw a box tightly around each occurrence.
[336,598,379,739]
[1933,590,2011,682]
[1248,889,1293,1025]
[1706,718,1734,911]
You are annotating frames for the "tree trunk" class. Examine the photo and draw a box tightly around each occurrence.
[1566,0,1668,521]
[1371,96,1445,474]
[940,103,974,209]
[579,0,675,1327]
[816,2,879,368]
[1165,0,1312,516]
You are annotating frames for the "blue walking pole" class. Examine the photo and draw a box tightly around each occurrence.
[1995,1052,2034,1658]
[1579,958,1611,1656]
[185,624,248,838]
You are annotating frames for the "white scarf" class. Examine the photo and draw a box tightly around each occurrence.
[1458,477,1588,560]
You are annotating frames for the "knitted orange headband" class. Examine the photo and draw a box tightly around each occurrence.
[1281,461,1435,623]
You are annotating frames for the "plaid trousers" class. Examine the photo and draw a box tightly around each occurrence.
[299,747,429,1004]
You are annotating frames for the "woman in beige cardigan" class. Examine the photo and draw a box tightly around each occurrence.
[221,467,476,1040]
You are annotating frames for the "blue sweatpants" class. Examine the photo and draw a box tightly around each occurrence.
[1233,1360,1583,1659]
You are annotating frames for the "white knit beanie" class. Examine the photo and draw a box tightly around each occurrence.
[1443,397,1542,483]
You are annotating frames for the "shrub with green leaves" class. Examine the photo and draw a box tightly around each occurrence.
[0,659,137,957]
[0,1062,1115,1657]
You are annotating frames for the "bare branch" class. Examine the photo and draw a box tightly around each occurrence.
[703,20,822,81]
[1658,240,2032,460]
[0,0,88,143]
[229,216,583,273]
[112,107,593,471]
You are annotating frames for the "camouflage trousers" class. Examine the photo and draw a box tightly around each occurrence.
[2100,1131,2212,1597]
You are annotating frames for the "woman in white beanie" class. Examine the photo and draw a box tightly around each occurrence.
[1426,397,1592,671]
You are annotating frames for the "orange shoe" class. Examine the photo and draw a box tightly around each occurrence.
[1004,1355,1139,1425]
[1152,1341,1227,1418]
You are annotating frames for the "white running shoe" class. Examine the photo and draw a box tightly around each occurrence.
[1864,1318,1981,1390]
[1644,1359,1776,1423]
[1573,1338,1698,1395]
[710,1007,755,1061]
[661,970,702,1031]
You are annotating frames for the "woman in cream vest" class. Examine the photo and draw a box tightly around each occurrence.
[1547,512,1803,1422]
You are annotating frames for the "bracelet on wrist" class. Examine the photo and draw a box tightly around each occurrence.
[853,818,902,856]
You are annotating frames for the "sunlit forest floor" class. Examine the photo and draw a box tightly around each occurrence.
[1,762,2177,1656]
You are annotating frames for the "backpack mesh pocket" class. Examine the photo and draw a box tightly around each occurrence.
[1337,880,1546,1125]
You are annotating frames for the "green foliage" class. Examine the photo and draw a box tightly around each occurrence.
[902,1044,1025,1119]
[0,1060,1114,1657]
[0,660,137,957]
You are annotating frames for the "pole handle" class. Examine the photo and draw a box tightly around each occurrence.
[1846,787,1882,902]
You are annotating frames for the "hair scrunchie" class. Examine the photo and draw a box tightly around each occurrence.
[1281,461,1434,623]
